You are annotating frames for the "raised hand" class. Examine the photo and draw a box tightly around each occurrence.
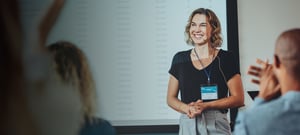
[248,59,281,101]
[39,0,65,50]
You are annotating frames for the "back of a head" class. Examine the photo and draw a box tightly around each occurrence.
[47,41,95,121]
[48,42,84,83]
[275,28,300,80]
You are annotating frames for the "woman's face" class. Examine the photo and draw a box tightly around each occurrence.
[189,14,212,45]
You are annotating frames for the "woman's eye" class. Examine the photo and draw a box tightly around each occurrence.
[200,24,206,27]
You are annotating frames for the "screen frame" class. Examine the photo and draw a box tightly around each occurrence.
[115,0,240,133]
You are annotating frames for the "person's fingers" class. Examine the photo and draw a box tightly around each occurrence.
[189,106,196,113]
[262,65,274,79]
[263,59,269,68]
[256,58,267,65]
[248,65,261,72]
[189,102,195,106]
[196,100,202,103]
[256,58,271,69]
[187,113,193,118]
[274,84,281,92]
[251,79,260,84]
[248,66,261,76]
[265,65,273,73]
[248,70,260,77]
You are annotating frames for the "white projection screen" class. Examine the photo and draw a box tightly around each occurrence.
[20,0,239,133]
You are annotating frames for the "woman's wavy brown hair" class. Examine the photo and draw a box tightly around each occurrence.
[47,41,95,122]
[185,8,222,48]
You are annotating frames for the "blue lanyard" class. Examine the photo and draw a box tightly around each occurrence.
[193,48,212,84]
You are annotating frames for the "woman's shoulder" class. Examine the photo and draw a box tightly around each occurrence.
[218,49,231,54]
[217,49,235,58]
[174,49,191,56]
[171,49,192,64]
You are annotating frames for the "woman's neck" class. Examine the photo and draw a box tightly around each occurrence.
[194,44,214,59]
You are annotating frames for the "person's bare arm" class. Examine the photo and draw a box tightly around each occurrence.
[167,75,192,117]
[39,0,65,50]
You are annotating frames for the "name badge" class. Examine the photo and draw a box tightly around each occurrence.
[200,84,218,100]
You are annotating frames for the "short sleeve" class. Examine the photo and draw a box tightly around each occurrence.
[168,52,180,79]
[220,51,240,82]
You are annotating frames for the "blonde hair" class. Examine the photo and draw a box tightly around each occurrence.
[47,41,96,122]
[185,8,222,48]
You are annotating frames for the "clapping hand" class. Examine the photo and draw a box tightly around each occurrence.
[248,59,281,101]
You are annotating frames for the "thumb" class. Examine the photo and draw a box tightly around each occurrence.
[196,100,203,103]
[274,85,281,92]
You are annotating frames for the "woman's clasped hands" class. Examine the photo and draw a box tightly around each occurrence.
[187,100,207,118]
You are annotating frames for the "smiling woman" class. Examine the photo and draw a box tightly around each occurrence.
[186,9,222,48]
[189,14,212,46]
[167,7,244,135]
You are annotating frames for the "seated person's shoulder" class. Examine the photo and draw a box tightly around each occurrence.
[98,118,115,130]
[80,117,116,135]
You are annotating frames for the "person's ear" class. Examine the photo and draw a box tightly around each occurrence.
[274,54,280,68]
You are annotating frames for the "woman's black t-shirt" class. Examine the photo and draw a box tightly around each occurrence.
[169,49,240,104]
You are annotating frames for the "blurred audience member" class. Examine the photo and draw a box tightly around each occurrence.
[47,41,116,135]
[234,28,300,135]
[0,0,38,135]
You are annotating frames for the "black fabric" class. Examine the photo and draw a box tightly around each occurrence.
[80,117,116,135]
[169,49,240,104]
